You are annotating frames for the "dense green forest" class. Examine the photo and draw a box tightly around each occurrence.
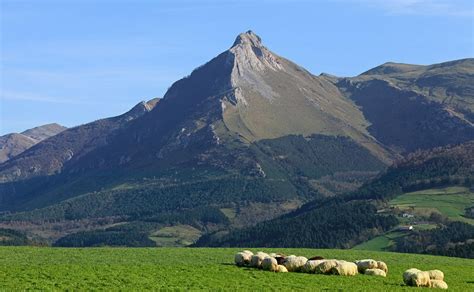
[393,222,474,258]
[3,178,297,223]
[195,200,398,248]
[53,230,156,247]
[252,134,385,179]
[346,142,473,201]
[3,141,472,251]
[0,228,34,246]
[0,134,384,218]
[196,142,474,255]
[0,134,386,247]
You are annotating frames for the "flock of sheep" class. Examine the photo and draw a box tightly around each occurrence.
[234,251,448,289]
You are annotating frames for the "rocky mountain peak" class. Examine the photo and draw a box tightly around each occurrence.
[228,30,282,77]
[232,30,262,48]
[124,98,160,121]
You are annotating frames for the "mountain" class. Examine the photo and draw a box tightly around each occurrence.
[337,58,474,153]
[0,123,66,163]
[0,99,158,183]
[0,31,472,246]
[21,123,67,141]
[195,141,474,249]
[0,31,387,211]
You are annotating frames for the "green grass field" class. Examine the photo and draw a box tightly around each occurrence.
[1,247,472,290]
[389,186,474,224]
[149,224,202,247]
[352,231,405,251]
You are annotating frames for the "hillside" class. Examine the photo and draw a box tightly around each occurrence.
[195,142,473,257]
[0,99,158,183]
[21,123,67,141]
[0,123,66,163]
[1,247,473,291]
[337,59,474,153]
[389,186,474,224]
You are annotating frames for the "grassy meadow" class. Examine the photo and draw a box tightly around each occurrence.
[389,186,474,224]
[1,247,473,290]
[352,231,405,252]
[353,186,474,252]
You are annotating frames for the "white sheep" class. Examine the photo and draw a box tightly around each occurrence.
[429,279,448,289]
[403,268,431,287]
[262,257,278,272]
[330,261,358,276]
[234,251,253,266]
[427,270,444,281]
[315,259,338,274]
[364,268,387,277]
[276,265,288,273]
[376,261,388,274]
[250,252,269,268]
[302,260,325,273]
[283,255,308,272]
[354,259,378,273]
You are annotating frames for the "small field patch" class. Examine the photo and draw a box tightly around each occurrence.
[389,186,474,224]
[149,225,201,247]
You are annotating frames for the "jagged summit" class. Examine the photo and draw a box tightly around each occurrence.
[229,30,282,75]
[232,30,262,48]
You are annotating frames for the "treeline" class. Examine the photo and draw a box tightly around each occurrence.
[346,142,474,201]
[51,206,233,247]
[53,230,156,247]
[4,178,297,223]
[0,228,32,246]
[194,200,398,248]
[393,222,474,259]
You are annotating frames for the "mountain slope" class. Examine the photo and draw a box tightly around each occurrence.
[0,134,37,164]
[337,58,474,152]
[21,123,67,141]
[0,99,158,183]
[195,141,473,248]
[0,124,66,163]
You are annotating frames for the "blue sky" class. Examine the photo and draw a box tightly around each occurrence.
[1,0,473,134]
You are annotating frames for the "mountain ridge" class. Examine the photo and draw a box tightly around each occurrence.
[0,123,66,164]
[0,99,159,182]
